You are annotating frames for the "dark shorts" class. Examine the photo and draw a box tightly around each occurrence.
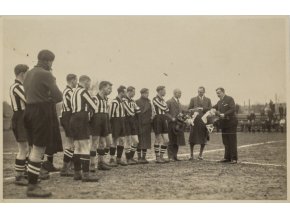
[153,115,168,134]
[24,103,62,150]
[12,110,27,143]
[125,116,138,136]
[110,117,126,139]
[90,113,110,137]
[60,111,73,137]
[106,114,112,134]
[70,112,90,140]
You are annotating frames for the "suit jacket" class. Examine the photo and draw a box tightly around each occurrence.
[166,97,185,146]
[166,97,182,120]
[188,96,212,115]
[213,95,238,129]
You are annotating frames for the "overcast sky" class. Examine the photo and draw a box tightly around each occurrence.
[2,16,287,106]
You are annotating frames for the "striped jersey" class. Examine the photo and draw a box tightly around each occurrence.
[152,95,169,115]
[62,85,73,112]
[92,93,109,114]
[123,96,141,117]
[9,80,26,112]
[71,84,98,113]
[110,97,125,118]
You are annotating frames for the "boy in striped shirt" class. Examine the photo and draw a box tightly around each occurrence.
[60,74,78,176]
[109,85,128,166]
[10,64,30,186]
[152,86,173,164]
[123,86,141,164]
[90,81,114,171]
[69,75,99,182]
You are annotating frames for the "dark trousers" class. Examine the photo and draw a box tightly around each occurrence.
[168,144,179,159]
[221,126,238,161]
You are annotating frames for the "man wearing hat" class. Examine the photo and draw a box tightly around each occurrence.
[136,88,154,163]
[166,89,185,161]
[152,86,173,163]
[10,64,30,186]
[23,50,63,197]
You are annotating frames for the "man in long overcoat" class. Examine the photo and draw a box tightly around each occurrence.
[166,89,185,161]
[136,88,154,163]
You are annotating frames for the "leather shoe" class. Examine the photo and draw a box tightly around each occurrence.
[230,160,238,164]
[218,159,231,163]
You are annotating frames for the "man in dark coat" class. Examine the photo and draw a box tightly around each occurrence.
[213,87,238,164]
[136,88,153,163]
[23,50,63,197]
[188,86,212,160]
[166,89,185,161]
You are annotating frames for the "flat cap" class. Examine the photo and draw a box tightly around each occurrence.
[37,50,55,62]
[140,88,149,94]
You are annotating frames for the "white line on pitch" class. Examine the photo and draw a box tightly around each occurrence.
[3,140,286,182]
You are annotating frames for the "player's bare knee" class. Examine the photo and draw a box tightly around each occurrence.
[132,135,139,144]
[29,145,46,162]
[17,142,29,160]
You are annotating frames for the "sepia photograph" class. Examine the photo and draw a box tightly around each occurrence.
[0,15,288,201]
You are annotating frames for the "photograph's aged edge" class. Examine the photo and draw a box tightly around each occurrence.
[286,15,289,203]
[0,15,289,203]
[1,16,4,202]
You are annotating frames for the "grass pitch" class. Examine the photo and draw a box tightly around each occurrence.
[2,131,287,200]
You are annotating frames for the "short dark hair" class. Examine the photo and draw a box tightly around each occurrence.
[140,88,149,94]
[156,86,165,92]
[37,50,55,62]
[216,87,225,93]
[14,64,29,76]
[127,86,135,92]
[117,85,126,94]
[99,81,112,90]
[66,74,77,82]
[79,75,91,83]
[198,86,205,92]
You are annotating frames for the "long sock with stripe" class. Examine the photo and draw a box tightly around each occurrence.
[27,161,41,184]
[154,144,160,157]
[63,149,74,163]
[73,154,82,171]
[97,148,105,163]
[116,145,124,159]
[15,159,26,176]
[90,150,97,165]
[130,144,137,158]
[46,154,53,163]
[137,148,142,159]
[160,145,167,157]
[142,149,147,159]
[110,147,116,158]
[80,154,90,173]
[104,147,109,155]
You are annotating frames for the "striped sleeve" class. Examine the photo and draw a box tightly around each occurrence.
[109,101,118,118]
[153,97,168,111]
[92,96,99,108]
[123,99,135,116]
[82,91,98,112]
[65,90,72,101]
[13,85,26,103]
